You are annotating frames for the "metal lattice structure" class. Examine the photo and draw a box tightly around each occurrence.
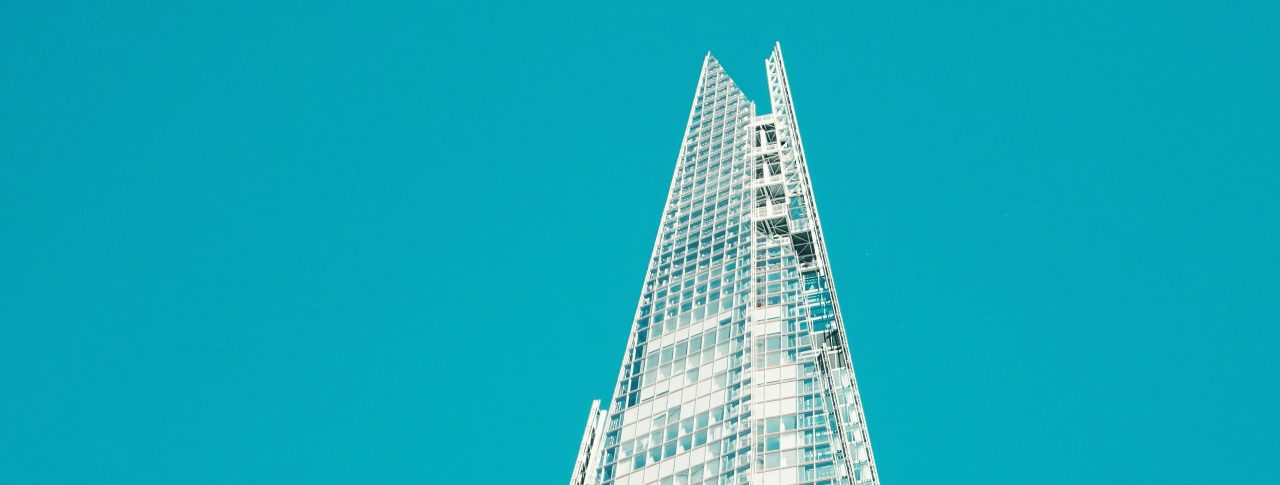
[572,44,879,485]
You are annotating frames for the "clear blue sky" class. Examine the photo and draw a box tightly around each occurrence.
[3,1,1277,483]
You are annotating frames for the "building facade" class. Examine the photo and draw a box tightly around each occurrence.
[571,44,879,485]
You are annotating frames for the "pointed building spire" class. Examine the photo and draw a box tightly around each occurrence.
[571,45,879,485]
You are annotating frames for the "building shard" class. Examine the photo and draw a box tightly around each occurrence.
[572,44,880,485]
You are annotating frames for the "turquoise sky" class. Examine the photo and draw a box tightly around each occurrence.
[3,2,1278,483]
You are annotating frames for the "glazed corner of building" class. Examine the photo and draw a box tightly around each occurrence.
[571,43,880,485]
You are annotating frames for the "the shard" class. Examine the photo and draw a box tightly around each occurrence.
[571,44,880,485]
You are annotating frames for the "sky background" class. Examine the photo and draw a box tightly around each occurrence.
[3,1,1278,483]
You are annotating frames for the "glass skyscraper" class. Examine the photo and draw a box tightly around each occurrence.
[571,44,879,485]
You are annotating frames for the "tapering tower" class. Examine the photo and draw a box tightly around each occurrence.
[571,44,879,485]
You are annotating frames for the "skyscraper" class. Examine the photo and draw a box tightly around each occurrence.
[571,44,879,485]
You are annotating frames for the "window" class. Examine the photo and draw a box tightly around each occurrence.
[754,123,777,147]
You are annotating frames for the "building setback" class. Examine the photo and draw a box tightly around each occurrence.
[571,44,879,485]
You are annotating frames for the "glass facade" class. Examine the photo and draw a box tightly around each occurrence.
[572,44,878,485]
